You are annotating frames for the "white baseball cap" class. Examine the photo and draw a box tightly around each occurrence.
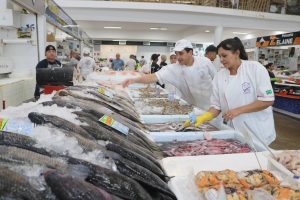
[83,48,90,54]
[170,52,176,56]
[173,39,193,52]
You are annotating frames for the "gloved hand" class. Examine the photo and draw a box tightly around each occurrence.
[194,112,214,127]
[183,119,191,128]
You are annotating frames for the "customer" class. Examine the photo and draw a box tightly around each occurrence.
[125,55,137,71]
[170,52,177,64]
[112,53,124,71]
[265,63,276,87]
[150,54,161,73]
[34,45,61,100]
[185,37,276,145]
[160,54,168,68]
[140,56,147,66]
[122,39,216,110]
[78,48,96,80]
[69,50,79,65]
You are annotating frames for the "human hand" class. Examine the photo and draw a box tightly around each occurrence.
[183,119,191,128]
[194,112,214,127]
[223,108,241,122]
[122,79,135,88]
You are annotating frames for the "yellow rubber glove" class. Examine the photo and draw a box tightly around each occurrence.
[195,112,214,127]
[183,119,191,128]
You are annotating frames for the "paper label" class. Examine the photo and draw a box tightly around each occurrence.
[98,87,113,98]
[1,119,33,135]
[0,118,8,130]
[99,115,129,135]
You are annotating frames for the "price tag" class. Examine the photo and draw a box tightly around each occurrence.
[3,119,33,136]
[99,115,129,135]
[0,118,8,130]
[97,87,114,98]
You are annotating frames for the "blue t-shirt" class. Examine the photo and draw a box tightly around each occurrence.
[112,59,124,71]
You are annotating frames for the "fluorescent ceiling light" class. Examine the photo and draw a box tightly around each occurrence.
[112,40,127,41]
[104,26,122,29]
[233,31,249,35]
[150,27,168,31]
[62,25,79,28]
[205,30,210,33]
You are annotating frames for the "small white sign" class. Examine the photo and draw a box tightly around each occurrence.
[0,58,13,74]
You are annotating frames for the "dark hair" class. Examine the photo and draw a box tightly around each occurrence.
[184,48,193,53]
[217,37,248,60]
[265,63,273,69]
[205,45,217,54]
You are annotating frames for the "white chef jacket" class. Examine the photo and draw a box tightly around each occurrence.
[79,56,96,79]
[125,59,136,71]
[211,60,276,145]
[155,57,216,110]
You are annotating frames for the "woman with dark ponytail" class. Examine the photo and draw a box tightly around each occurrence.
[185,37,276,146]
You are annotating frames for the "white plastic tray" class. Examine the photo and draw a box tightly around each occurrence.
[166,152,269,200]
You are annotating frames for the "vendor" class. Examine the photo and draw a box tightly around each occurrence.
[34,45,61,100]
[122,39,216,110]
[185,37,276,145]
[78,48,96,80]
[265,63,276,87]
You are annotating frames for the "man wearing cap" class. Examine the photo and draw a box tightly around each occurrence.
[122,39,216,110]
[78,48,96,80]
[34,45,61,99]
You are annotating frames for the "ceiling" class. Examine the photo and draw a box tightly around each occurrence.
[55,0,299,44]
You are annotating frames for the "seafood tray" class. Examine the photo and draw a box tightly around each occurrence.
[150,130,266,156]
[141,115,232,131]
[158,138,252,157]
[165,152,299,200]
[145,121,219,132]
[166,152,299,200]
[135,98,193,115]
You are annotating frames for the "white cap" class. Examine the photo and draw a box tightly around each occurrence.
[170,52,176,56]
[83,48,90,54]
[173,39,193,52]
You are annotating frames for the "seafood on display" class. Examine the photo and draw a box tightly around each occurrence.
[194,169,300,200]
[276,151,300,176]
[159,139,252,157]
[146,122,219,132]
[136,98,193,115]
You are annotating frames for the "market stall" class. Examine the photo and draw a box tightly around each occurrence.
[256,31,300,118]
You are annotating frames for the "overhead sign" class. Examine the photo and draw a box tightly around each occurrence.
[256,31,300,47]
[12,0,45,14]
[45,0,80,39]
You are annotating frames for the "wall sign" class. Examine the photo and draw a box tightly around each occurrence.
[0,58,13,74]
[256,31,300,47]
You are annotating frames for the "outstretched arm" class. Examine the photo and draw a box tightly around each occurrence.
[122,73,158,88]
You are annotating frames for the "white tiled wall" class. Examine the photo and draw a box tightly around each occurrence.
[0,78,35,110]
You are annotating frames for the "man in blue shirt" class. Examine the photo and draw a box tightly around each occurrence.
[112,53,124,71]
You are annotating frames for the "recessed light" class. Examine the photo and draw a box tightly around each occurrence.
[104,26,122,29]
[205,30,210,33]
[150,27,159,30]
[233,32,248,35]
[150,27,168,31]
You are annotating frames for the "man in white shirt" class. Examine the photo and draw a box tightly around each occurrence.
[125,54,137,70]
[78,48,96,80]
[122,39,216,110]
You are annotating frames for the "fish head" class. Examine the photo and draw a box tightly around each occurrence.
[28,112,46,125]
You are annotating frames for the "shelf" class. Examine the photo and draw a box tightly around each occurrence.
[275,93,300,99]
[273,107,300,120]
[275,82,300,87]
